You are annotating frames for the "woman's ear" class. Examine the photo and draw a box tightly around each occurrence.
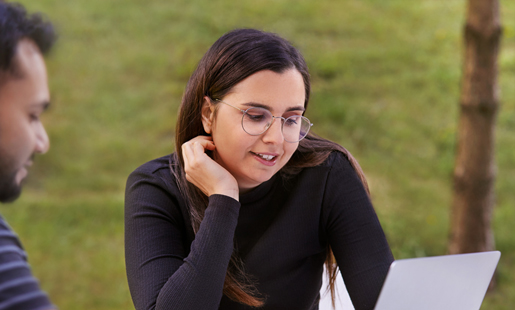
[201,96,215,134]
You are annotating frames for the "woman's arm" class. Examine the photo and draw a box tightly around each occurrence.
[323,153,394,310]
[126,136,241,310]
[124,160,239,310]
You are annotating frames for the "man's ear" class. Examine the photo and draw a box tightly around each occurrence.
[201,96,215,134]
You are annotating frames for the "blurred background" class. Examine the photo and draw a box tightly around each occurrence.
[4,0,514,309]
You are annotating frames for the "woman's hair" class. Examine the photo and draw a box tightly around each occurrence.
[172,28,370,308]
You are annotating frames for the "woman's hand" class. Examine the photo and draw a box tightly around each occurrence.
[182,136,239,201]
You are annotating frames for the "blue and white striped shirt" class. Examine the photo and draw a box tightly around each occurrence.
[0,215,53,310]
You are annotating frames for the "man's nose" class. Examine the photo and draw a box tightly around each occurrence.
[35,123,50,154]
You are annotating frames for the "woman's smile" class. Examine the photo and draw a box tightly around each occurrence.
[250,151,279,166]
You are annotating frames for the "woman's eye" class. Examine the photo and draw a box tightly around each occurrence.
[246,113,266,122]
[30,114,40,121]
[285,117,299,126]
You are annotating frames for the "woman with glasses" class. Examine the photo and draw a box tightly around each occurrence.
[125,29,393,310]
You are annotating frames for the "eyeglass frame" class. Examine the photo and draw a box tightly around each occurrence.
[211,98,313,143]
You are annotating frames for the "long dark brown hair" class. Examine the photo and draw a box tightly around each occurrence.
[172,28,370,308]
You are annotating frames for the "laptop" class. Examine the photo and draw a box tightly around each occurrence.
[374,251,501,310]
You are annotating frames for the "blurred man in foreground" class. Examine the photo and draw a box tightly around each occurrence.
[0,1,57,309]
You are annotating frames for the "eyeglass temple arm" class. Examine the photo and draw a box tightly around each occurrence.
[214,99,246,113]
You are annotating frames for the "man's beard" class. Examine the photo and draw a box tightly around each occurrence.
[0,163,22,203]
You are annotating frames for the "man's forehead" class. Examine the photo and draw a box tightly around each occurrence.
[16,39,45,76]
[0,38,49,108]
[1,39,43,82]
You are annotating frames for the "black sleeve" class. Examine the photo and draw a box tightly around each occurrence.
[0,216,54,310]
[124,165,240,310]
[322,154,394,310]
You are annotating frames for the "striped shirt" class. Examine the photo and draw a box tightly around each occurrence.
[0,215,53,310]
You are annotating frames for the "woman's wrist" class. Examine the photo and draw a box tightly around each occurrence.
[213,188,239,201]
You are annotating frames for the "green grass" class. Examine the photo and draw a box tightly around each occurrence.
[2,0,514,309]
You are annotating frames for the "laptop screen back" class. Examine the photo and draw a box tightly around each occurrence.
[374,251,501,310]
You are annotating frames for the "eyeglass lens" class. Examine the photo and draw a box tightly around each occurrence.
[242,107,311,142]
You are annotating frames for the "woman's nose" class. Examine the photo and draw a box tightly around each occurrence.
[262,117,284,144]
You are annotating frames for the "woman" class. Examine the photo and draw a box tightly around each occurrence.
[125,28,394,310]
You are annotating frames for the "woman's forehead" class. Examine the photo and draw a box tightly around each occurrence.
[224,69,305,110]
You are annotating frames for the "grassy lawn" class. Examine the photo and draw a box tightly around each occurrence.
[3,0,514,309]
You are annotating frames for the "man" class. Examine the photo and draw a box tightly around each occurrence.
[0,1,56,309]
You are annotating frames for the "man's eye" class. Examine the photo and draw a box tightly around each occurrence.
[30,114,40,121]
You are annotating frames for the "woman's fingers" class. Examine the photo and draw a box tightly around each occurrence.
[182,136,213,167]
[189,135,216,150]
[181,136,238,200]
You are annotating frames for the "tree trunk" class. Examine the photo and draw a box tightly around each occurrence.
[449,0,502,258]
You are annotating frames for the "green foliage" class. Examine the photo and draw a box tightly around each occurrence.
[3,0,514,309]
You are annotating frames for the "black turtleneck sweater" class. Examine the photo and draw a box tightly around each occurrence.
[124,152,393,310]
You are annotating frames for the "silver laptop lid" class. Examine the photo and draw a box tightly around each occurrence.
[374,251,501,310]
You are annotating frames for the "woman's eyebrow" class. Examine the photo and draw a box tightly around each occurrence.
[241,102,305,112]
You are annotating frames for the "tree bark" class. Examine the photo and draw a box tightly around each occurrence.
[449,0,502,257]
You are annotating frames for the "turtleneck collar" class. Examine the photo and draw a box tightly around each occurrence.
[239,173,279,205]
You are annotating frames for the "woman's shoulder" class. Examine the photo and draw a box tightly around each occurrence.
[125,153,187,211]
[129,154,170,175]
[127,154,175,187]
[290,151,357,186]
[125,154,191,234]
[293,135,356,173]
[318,151,355,172]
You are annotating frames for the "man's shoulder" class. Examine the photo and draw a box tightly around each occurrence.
[0,215,54,308]
[0,215,25,255]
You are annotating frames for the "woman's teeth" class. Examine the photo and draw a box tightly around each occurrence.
[257,153,275,161]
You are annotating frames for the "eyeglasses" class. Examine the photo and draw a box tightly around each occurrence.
[214,99,313,143]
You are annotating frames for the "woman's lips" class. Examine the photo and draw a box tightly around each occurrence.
[251,152,279,166]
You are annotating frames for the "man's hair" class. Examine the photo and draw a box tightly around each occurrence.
[0,1,57,74]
